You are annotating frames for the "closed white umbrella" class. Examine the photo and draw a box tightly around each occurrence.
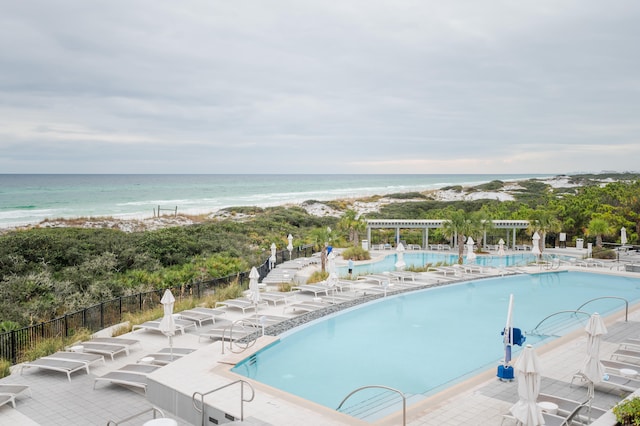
[249,267,261,304]
[269,243,277,269]
[158,289,176,360]
[395,243,406,270]
[466,237,476,262]
[531,232,541,264]
[579,313,607,399]
[621,227,628,246]
[498,238,506,257]
[327,251,338,302]
[509,344,544,426]
[287,234,294,260]
[249,266,261,319]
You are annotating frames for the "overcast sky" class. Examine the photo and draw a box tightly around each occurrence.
[1,1,639,174]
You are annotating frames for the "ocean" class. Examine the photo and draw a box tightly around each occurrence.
[0,174,550,228]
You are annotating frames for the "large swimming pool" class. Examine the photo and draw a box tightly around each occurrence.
[338,252,568,276]
[232,271,640,419]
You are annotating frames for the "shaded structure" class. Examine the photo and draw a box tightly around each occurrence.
[365,219,530,249]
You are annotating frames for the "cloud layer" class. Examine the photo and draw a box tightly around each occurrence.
[1,1,639,173]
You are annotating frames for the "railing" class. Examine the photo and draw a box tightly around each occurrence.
[0,244,315,364]
[336,385,406,425]
[106,406,166,425]
[192,380,255,426]
[528,310,593,336]
[220,320,260,355]
[575,296,629,322]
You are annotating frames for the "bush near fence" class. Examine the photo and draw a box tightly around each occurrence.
[1,245,314,364]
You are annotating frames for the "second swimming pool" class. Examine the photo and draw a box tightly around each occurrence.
[338,251,570,276]
[232,271,640,419]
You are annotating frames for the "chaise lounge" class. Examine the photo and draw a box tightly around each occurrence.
[20,357,90,381]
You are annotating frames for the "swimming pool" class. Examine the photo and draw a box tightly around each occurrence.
[232,271,640,419]
[338,252,571,276]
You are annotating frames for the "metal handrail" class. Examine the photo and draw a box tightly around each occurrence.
[192,380,255,426]
[106,406,166,425]
[529,310,593,335]
[575,296,629,322]
[336,385,406,426]
[220,319,260,355]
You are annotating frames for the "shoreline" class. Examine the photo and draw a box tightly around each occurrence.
[0,174,621,234]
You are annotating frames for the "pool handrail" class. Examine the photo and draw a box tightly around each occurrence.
[574,296,629,322]
[220,319,260,355]
[529,310,593,336]
[192,379,255,426]
[336,384,406,425]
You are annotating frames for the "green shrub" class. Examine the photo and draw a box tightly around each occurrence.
[613,396,640,425]
[307,271,328,284]
[0,359,10,378]
[591,247,616,259]
[342,246,371,261]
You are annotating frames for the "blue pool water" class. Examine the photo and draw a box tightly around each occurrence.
[339,252,565,276]
[232,272,640,414]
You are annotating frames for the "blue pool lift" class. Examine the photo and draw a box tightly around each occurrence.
[498,294,526,381]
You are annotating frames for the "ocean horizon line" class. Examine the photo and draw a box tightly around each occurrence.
[0,173,572,229]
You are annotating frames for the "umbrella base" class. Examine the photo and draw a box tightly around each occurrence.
[497,365,514,381]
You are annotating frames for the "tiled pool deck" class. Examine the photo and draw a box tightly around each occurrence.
[2,254,640,425]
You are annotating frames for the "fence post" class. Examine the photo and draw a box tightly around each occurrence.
[64,314,69,338]
[11,331,17,364]
[100,302,104,330]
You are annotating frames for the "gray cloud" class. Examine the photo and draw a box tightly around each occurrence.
[1,1,639,174]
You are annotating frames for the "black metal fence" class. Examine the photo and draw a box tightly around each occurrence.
[0,244,315,364]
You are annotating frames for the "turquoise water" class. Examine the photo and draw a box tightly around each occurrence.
[232,272,640,412]
[0,173,548,228]
[340,252,569,275]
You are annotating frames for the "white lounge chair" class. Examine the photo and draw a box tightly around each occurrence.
[20,357,90,381]
[611,348,640,363]
[117,364,160,374]
[94,370,149,392]
[291,284,330,297]
[215,298,263,313]
[283,300,328,314]
[572,371,640,393]
[132,319,197,335]
[257,291,297,306]
[88,337,141,351]
[538,393,606,424]
[46,351,106,368]
[177,309,220,326]
[0,384,31,409]
[240,315,288,326]
[198,323,258,342]
[75,342,129,360]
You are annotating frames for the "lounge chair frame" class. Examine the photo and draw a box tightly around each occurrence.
[20,357,90,382]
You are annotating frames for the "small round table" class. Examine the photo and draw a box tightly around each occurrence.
[139,356,155,365]
[538,401,559,415]
[69,345,84,353]
[620,368,638,377]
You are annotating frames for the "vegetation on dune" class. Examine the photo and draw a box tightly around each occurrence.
[0,206,337,326]
[1,174,639,329]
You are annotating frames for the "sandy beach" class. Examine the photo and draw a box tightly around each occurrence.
[8,174,598,234]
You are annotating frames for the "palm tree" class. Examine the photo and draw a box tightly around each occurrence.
[586,218,611,248]
[528,210,562,254]
[441,210,479,264]
[472,210,494,250]
[337,209,366,247]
